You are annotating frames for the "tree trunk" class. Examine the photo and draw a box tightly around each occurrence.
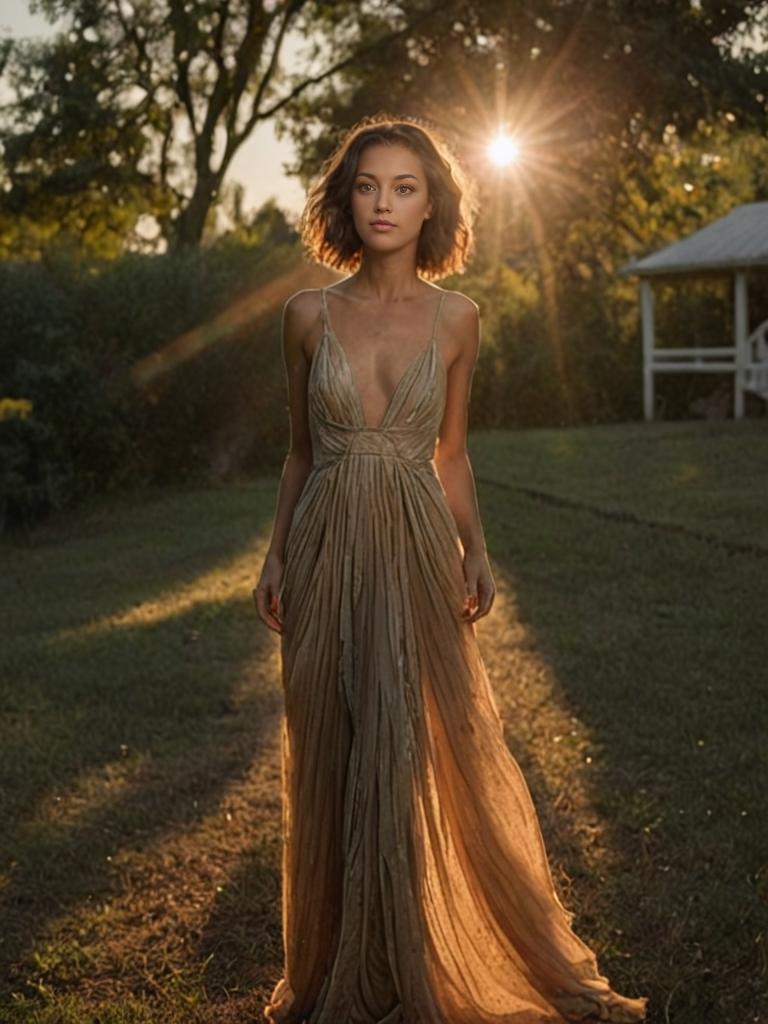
[169,174,220,250]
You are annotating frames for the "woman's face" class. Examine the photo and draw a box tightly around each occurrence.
[349,142,433,253]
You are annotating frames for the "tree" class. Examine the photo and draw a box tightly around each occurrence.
[0,28,168,260]
[0,0,444,257]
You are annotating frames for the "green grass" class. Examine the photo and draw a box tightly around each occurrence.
[469,418,768,551]
[1,419,766,1024]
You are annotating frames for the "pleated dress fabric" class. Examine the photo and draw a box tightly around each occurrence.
[265,286,648,1024]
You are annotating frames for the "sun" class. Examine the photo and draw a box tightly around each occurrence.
[487,133,521,167]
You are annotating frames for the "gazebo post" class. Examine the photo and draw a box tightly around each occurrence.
[733,271,748,420]
[640,277,655,421]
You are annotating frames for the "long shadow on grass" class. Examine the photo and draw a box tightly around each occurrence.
[0,480,279,641]
[0,594,280,1001]
[478,482,768,1024]
[0,483,283,1002]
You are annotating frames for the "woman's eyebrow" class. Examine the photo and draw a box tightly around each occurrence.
[354,172,420,181]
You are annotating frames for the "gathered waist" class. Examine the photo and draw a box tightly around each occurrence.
[311,426,436,472]
[312,450,436,472]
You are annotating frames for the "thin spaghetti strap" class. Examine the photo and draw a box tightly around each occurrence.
[319,286,329,328]
[430,289,447,341]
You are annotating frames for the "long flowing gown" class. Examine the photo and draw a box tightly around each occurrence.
[264,285,649,1024]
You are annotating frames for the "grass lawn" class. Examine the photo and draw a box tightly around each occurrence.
[0,418,766,1024]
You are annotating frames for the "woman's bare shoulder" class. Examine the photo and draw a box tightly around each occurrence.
[437,286,479,312]
[436,287,480,339]
[281,288,326,353]
[283,287,324,324]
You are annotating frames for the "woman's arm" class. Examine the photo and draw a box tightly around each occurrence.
[434,293,496,622]
[254,289,318,633]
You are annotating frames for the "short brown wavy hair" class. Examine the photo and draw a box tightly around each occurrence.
[298,113,477,281]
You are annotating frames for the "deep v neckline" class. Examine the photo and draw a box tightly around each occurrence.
[321,286,446,432]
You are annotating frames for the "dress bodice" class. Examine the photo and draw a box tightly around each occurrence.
[307,286,448,471]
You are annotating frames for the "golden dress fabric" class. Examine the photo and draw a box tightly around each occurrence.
[265,287,648,1024]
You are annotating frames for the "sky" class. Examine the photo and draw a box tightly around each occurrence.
[0,0,308,218]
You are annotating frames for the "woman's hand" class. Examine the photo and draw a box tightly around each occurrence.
[252,551,285,634]
[461,547,496,622]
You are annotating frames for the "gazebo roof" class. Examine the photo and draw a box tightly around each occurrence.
[619,201,768,277]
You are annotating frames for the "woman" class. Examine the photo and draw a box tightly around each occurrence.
[253,114,648,1024]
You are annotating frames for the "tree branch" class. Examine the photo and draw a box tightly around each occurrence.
[168,0,199,139]
[239,0,443,141]
[222,0,277,145]
[111,0,155,98]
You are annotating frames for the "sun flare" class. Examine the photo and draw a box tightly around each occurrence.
[487,133,521,167]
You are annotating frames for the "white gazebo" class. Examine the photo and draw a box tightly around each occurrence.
[619,201,768,420]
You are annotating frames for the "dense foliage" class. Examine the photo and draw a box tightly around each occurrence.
[0,206,298,530]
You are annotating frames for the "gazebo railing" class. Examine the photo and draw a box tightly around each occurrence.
[651,347,738,372]
[745,318,768,398]
[646,320,768,401]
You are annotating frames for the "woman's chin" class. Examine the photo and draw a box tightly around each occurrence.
[361,231,415,253]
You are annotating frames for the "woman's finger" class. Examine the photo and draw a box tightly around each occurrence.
[468,576,495,621]
[253,584,284,634]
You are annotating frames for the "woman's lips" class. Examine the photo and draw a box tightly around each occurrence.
[371,222,396,232]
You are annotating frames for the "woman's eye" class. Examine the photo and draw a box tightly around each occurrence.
[354,183,415,194]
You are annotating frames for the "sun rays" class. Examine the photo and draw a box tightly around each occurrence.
[487,132,521,167]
